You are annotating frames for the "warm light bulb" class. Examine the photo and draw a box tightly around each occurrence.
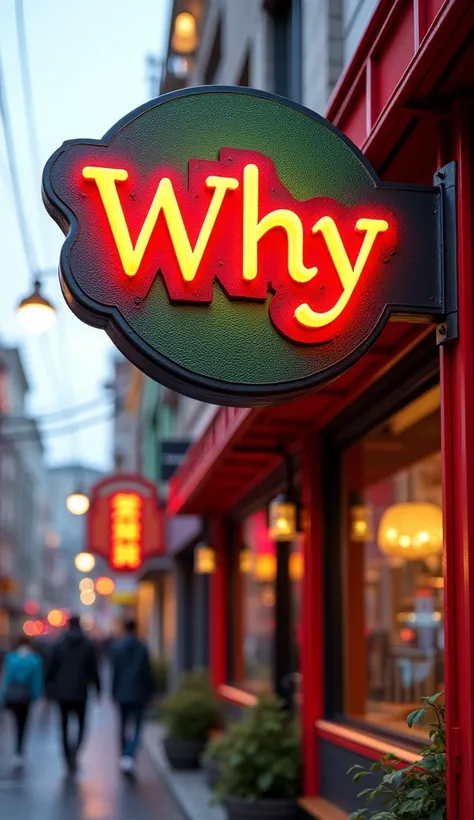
[18,301,56,334]
[74,552,96,572]
[79,577,94,592]
[66,491,90,515]
[17,281,56,334]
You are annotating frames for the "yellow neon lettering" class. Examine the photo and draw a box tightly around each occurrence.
[294,217,389,328]
[242,164,317,283]
[82,167,238,279]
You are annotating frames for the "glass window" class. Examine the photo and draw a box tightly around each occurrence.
[343,385,443,738]
[234,508,303,697]
[237,510,276,693]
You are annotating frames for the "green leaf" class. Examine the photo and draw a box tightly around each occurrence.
[353,771,371,783]
[407,707,426,728]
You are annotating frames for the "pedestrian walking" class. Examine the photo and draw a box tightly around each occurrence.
[0,636,43,769]
[112,619,154,775]
[46,615,101,774]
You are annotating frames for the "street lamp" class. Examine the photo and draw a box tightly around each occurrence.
[66,489,90,515]
[17,279,56,334]
[74,552,95,573]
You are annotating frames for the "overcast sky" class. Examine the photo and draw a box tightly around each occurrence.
[0,0,170,470]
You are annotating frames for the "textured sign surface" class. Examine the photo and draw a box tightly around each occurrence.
[43,87,445,405]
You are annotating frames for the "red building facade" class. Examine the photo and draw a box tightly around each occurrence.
[167,1,474,816]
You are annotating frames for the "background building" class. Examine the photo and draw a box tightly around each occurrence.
[46,464,105,612]
[0,346,50,639]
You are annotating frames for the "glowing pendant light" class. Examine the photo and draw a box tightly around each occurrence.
[378,502,443,560]
[17,280,56,334]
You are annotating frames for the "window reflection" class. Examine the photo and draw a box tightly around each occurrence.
[344,386,443,737]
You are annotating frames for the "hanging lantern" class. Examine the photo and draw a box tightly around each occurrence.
[171,12,198,54]
[254,553,276,582]
[350,492,374,542]
[239,548,253,574]
[378,502,443,560]
[289,551,304,582]
[268,493,297,541]
[194,545,216,574]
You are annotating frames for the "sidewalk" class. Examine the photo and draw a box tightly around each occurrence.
[143,722,226,820]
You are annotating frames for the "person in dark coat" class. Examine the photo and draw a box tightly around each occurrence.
[112,619,154,774]
[46,615,101,773]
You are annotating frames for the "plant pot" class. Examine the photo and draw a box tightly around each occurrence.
[163,738,204,770]
[223,795,298,820]
[203,757,221,790]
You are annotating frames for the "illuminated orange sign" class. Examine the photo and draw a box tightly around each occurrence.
[110,492,142,571]
[87,474,162,572]
[80,151,392,344]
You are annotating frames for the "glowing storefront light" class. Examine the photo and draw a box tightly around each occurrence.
[95,576,115,596]
[378,502,443,560]
[194,546,216,575]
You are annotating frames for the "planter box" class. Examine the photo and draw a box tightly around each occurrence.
[163,738,204,770]
[224,795,298,820]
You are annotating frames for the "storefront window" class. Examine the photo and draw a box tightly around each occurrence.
[238,510,276,692]
[343,385,443,737]
[234,509,303,695]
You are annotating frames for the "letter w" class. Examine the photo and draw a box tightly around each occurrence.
[82,167,239,280]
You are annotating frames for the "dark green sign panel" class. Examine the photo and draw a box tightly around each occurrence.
[43,87,452,406]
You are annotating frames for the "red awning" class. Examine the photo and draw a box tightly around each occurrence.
[168,323,431,515]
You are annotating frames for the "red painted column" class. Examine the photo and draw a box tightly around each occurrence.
[441,104,474,820]
[209,516,227,689]
[300,434,324,795]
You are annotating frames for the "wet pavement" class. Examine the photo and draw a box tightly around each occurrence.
[0,698,185,820]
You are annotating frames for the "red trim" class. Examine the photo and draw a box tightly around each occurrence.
[209,517,227,689]
[440,105,474,820]
[316,722,419,766]
[300,434,324,795]
[217,684,257,708]
[168,407,255,515]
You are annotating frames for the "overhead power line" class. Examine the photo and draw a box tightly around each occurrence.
[14,0,46,262]
[0,50,37,271]
[0,411,113,444]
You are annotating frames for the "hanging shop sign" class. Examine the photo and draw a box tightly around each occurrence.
[43,87,456,406]
[87,474,163,572]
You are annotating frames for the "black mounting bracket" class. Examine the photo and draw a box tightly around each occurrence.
[434,161,458,345]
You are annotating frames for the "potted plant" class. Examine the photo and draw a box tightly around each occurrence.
[151,658,168,698]
[203,729,229,791]
[160,670,221,770]
[348,692,446,820]
[214,695,301,820]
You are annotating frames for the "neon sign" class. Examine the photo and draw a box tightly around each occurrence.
[80,153,391,343]
[87,474,162,572]
[43,87,453,406]
[110,492,143,571]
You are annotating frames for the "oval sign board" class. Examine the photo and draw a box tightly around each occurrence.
[43,87,443,406]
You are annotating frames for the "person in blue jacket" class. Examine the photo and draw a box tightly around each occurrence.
[0,636,43,767]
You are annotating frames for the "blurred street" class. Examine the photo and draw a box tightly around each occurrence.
[0,698,184,820]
